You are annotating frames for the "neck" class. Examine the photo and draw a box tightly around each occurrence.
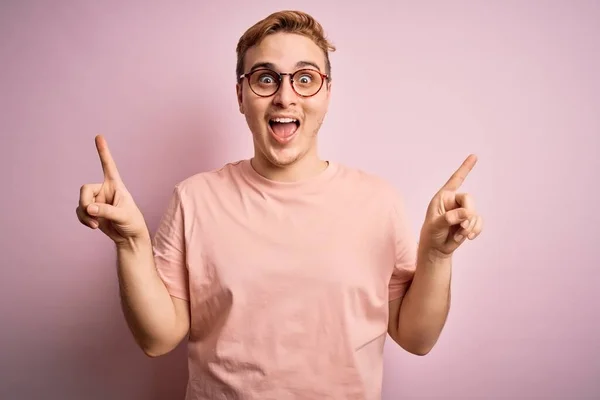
[251,151,328,183]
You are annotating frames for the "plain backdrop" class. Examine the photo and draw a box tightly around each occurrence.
[1,1,599,399]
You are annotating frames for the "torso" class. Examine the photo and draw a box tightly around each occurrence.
[167,159,414,399]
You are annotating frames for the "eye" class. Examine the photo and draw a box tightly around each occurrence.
[258,74,276,84]
[294,70,320,87]
[297,74,313,84]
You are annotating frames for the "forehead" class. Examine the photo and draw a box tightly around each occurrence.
[244,32,326,72]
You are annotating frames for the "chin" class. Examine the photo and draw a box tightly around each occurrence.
[250,119,318,168]
[263,146,304,167]
[251,127,297,164]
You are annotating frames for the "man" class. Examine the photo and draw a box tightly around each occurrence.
[76,10,482,400]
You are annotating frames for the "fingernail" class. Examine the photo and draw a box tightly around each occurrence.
[461,220,469,229]
[88,205,99,215]
[90,220,99,228]
[455,234,464,242]
[468,233,475,240]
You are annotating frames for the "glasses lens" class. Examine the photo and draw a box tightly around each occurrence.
[292,69,323,96]
[247,69,325,97]
[249,69,280,96]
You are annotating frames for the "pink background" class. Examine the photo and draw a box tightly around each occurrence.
[1,1,599,399]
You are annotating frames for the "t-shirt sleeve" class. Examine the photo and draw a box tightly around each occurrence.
[388,191,418,302]
[152,186,190,301]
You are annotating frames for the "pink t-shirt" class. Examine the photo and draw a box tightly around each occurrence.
[152,159,417,400]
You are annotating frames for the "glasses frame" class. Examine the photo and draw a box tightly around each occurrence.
[239,68,329,98]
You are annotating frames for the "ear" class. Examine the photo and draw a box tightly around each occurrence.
[324,79,332,104]
[236,83,244,114]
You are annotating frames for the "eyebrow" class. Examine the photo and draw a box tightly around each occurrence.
[248,61,322,73]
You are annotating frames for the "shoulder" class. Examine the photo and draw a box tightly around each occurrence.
[332,162,403,203]
[331,162,412,236]
[172,160,246,198]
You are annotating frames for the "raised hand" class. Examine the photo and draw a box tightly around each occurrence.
[76,135,149,245]
[419,154,483,257]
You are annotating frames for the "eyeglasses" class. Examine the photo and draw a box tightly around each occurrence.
[239,68,329,98]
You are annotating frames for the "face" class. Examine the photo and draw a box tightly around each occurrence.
[236,32,331,171]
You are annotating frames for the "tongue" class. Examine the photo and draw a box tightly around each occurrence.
[271,122,297,138]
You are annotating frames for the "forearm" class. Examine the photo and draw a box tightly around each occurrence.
[116,236,182,355]
[396,248,452,354]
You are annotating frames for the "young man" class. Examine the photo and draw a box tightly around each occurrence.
[76,10,482,400]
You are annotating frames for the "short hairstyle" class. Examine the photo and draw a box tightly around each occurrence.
[235,10,336,82]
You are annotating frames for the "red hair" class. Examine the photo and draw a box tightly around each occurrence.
[236,10,336,82]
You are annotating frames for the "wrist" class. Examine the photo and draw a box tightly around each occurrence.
[417,244,453,265]
[116,234,152,254]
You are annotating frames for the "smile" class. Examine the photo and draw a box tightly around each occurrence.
[268,117,301,144]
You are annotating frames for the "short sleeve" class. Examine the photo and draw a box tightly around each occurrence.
[388,192,418,302]
[152,186,190,301]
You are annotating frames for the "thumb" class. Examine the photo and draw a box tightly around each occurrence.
[441,208,472,227]
[87,203,126,223]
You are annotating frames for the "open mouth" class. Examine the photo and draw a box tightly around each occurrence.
[268,117,300,143]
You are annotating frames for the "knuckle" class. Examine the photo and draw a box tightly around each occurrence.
[444,212,454,224]
[461,193,473,206]
[80,184,92,199]
[98,205,112,219]
[470,215,478,227]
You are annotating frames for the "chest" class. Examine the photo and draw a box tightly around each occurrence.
[186,193,396,300]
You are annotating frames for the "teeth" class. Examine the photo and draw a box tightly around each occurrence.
[271,117,297,123]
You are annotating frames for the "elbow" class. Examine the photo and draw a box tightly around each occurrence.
[403,344,433,356]
[142,347,167,358]
[134,325,188,358]
[391,333,436,356]
[397,339,434,356]
[139,340,178,358]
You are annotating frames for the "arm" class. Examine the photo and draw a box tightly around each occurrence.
[388,249,451,355]
[75,135,190,358]
[117,237,190,357]
[387,154,483,355]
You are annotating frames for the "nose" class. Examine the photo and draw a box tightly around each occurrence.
[272,74,297,107]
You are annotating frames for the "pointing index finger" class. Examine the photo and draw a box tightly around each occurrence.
[442,154,478,191]
[95,135,122,182]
